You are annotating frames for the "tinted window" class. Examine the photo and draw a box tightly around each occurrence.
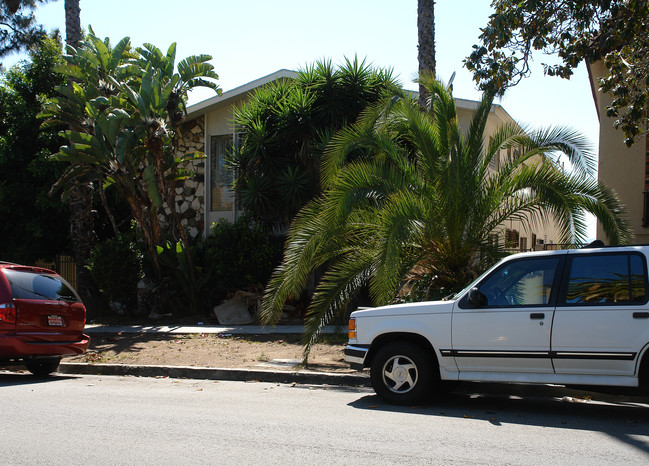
[564,253,647,304]
[3,270,80,302]
[478,257,560,307]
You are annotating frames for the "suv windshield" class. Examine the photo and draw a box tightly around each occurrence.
[3,270,80,302]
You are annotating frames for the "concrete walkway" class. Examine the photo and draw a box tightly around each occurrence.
[57,324,369,387]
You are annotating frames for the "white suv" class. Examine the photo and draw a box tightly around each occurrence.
[345,244,649,404]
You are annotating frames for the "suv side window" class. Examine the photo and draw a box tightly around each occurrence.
[3,270,80,302]
[563,253,648,305]
[477,257,560,307]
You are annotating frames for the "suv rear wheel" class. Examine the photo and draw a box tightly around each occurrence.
[370,342,435,404]
[25,357,61,377]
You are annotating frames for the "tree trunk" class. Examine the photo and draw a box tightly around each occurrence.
[64,0,100,316]
[64,0,82,48]
[68,183,98,309]
[417,0,436,109]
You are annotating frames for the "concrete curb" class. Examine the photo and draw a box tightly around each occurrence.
[58,362,370,387]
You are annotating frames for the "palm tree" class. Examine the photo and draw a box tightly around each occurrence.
[261,75,631,358]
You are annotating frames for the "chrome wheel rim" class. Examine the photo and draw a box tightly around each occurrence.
[382,355,418,394]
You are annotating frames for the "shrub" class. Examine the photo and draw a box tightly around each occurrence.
[88,235,142,313]
[136,218,283,316]
[152,238,210,316]
[202,217,283,299]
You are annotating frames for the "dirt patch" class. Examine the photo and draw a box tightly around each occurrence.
[64,333,356,373]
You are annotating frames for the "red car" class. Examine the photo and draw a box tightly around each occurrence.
[0,262,89,376]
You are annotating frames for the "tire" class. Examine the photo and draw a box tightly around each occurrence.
[25,357,61,377]
[370,341,436,404]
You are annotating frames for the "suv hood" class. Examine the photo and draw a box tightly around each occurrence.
[351,300,455,318]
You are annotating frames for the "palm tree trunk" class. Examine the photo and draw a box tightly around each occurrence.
[65,0,99,315]
[417,0,436,108]
[64,0,81,47]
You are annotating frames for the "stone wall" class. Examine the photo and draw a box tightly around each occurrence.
[171,117,206,238]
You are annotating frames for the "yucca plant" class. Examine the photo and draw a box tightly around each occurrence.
[229,57,401,228]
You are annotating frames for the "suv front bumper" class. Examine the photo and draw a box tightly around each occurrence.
[344,345,369,370]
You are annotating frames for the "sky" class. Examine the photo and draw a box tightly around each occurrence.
[3,0,599,139]
[3,0,600,235]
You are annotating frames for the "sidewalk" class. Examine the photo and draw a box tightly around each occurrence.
[57,324,369,387]
[83,324,341,335]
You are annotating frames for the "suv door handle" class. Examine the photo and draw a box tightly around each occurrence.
[530,313,545,320]
[633,312,649,319]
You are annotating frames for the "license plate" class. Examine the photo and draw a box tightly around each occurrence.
[47,315,64,326]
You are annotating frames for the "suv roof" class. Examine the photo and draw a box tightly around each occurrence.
[0,262,56,274]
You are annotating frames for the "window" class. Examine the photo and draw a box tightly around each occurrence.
[505,229,519,249]
[564,254,648,304]
[487,233,499,248]
[478,257,560,307]
[4,270,80,302]
[210,135,235,212]
[520,237,527,251]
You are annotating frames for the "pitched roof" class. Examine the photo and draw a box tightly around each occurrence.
[186,68,515,125]
[186,69,296,119]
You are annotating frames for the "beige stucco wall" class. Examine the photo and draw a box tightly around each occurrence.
[205,94,246,135]
[591,61,647,244]
[457,103,562,250]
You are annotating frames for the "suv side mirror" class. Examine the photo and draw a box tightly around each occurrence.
[466,287,487,308]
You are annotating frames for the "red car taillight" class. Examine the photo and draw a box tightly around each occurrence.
[0,303,16,323]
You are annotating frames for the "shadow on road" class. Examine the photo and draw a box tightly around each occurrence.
[0,371,79,387]
[347,382,649,454]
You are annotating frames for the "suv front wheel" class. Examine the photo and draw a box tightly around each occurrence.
[370,342,435,404]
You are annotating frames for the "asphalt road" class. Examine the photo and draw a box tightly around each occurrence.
[1,372,648,464]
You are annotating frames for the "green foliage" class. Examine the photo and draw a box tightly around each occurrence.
[202,217,283,298]
[229,57,401,227]
[153,239,210,315]
[465,0,649,146]
[88,234,142,312]
[0,35,69,263]
[0,0,48,61]
[40,28,221,283]
[262,76,632,358]
[137,218,282,316]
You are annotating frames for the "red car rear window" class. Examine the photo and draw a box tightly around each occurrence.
[2,270,80,302]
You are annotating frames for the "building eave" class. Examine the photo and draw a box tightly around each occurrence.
[186,69,297,120]
[454,97,516,126]
[186,69,516,127]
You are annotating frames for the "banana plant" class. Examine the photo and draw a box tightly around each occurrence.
[41,29,221,282]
